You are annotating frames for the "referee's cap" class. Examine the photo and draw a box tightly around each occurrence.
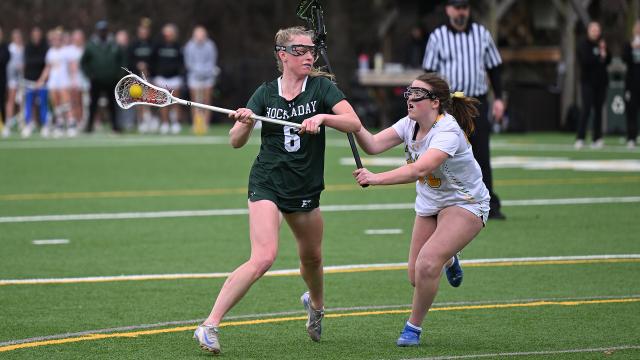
[447,0,469,6]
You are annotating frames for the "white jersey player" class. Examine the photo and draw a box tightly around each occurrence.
[392,113,489,220]
[353,72,489,347]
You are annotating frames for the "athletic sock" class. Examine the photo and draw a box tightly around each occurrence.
[406,321,422,332]
[445,256,455,268]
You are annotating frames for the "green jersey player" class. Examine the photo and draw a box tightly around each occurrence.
[194,26,361,354]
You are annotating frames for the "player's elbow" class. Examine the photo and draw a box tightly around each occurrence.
[411,164,430,180]
[349,119,362,133]
[229,131,246,148]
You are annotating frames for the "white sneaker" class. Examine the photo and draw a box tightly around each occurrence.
[590,139,604,149]
[574,139,584,150]
[301,291,324,342]
[170,122,181,135]
[159,123,170,135]
[67,126,78,138]
[41,126,50,138]
[627,140,637,149]
[1,126,10,138]
[53,126,64,138]
[21,124,33,138]
[193,325,220,354]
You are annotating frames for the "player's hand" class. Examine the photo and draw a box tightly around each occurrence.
[492,99,505,123]
[353,167,378,186]
[299,114,323,135]
[230,108,255,126]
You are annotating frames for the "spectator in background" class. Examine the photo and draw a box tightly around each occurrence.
[575,20,610,150]
[623,20,640,150]
[184,25,218,133]
[129,18,155,133]
[3,29,23,137]
[37,28,76,138]
[22,27,49,137]
[404,25,426,69]
[81,20,125,134]
[422,0,506,220]
[0,27,9,133]
[153,23,184,135]
[115,29,136,131]
[66,29,87,130]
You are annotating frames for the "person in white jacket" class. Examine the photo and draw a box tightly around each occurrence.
[184,26,218,133]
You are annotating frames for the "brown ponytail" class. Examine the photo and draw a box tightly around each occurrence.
[415,73,479,138]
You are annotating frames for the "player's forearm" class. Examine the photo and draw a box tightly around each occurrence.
[321,112,361,133]
[229,122,254,148]
[376,163,424,185]
[354,127,386,155]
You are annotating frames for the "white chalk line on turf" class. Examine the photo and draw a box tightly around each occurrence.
[400,345,640,360]
[1,254,639,286]
[1,196,639,223]
[2,294,638,347]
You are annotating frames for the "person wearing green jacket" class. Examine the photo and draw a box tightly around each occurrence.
[81,20,125,133]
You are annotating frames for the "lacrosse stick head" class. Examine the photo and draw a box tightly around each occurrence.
[114,74,173,109]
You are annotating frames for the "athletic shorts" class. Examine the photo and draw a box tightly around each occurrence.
[248,184,320,214]
[416,199,490,225]
[187,75,215,90]
[154,76,183,91]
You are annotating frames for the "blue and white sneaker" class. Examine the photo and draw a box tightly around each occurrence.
[445,254,463,287]
[194,324,221,354]
[396,321,421,346]
[301,291,324,342]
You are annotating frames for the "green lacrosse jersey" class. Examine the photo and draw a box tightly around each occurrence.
[246,75,346,199]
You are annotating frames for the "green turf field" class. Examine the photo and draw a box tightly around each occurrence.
[1,128,639,359]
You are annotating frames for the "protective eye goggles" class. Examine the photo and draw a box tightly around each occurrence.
[403,87,438,102]
[275,44,319,60]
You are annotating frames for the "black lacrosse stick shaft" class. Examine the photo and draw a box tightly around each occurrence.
[300,1,368,186]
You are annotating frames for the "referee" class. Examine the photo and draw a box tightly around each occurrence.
[422,0,506,219]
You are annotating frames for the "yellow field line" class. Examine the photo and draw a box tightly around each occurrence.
[1,176,638,201]
[1,298,638,353]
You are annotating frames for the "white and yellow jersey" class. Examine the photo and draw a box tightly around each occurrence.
[391,113,490,218]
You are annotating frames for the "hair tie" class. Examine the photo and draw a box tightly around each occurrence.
[451,91,464,99]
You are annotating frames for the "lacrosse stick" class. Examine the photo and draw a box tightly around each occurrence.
[297,0,368,187]
[114,72,302,129]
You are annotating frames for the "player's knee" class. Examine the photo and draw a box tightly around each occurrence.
[300,252,322,268]
[415,257,442,280]
[408,266,416,287]
[250,254,276,275]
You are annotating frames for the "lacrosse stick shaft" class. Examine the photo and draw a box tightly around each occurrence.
[317,45,368,187]
[172,98,302,129]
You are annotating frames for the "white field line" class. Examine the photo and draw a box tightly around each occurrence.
[1,196,639,224]
[0,135,353,149]
[364,229,403,235]
[342,156,640,172]
[31,239,70,245]
[401,345,640,360]
[0,135,637,153]
[2,294,638,347]
[1,254,639,286]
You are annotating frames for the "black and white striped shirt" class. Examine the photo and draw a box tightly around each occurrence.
[422,22,502,97]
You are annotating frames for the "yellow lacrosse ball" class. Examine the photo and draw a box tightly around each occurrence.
[129,84,143,99]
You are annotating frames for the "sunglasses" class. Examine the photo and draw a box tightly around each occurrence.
[275,44,319,60]
[403,87,438,102]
